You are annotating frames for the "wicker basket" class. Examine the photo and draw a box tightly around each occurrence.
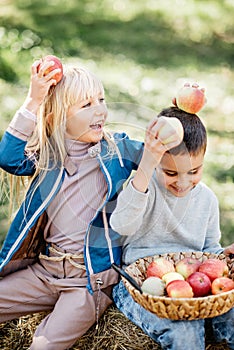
[123,251,234,320]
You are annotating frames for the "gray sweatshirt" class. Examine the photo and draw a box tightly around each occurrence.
[110,172,223,265]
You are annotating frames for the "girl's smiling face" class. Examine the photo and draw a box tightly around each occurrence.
[66,93,107,143]
[156,151,204,197]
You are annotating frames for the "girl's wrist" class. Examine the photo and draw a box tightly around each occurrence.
[22,96,41,115]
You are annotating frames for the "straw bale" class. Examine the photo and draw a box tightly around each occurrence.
[0,305,229,350]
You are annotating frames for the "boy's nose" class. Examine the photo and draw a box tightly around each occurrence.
[176,176,190,187]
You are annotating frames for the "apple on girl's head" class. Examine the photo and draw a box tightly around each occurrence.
[186,272,211,297]
[175,257,202,279]
[141,277,166,296]
[162,271,184,286]
[147,257,175,279]
[166,280,194,298]
[198,258,229,282]
[175,82,206,114]
[38,55,63,85]
[211,277,234,295]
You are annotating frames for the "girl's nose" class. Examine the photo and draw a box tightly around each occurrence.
[94,103,107,116]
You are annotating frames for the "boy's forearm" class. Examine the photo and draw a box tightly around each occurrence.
[132,148,162,193]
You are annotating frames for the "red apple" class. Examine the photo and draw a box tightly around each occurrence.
[162,271,184,286]
[199,258,229,282]
[186,272,211,297]
[176,83,206,114]
[38,55,63,84]
[175,257,202,279]
[211,277,234,295]
[166,280,194,298]
[147,257,175,279]
[141,277,166,296]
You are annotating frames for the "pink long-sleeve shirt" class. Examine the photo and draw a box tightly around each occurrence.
[8,108,107,252]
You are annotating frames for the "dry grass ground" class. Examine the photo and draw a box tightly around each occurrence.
[0,305,229,350]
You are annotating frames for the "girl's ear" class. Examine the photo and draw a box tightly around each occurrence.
[46,112,54,125]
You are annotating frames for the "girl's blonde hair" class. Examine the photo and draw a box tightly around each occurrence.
[1,65,117,219]
[27,65,108,177]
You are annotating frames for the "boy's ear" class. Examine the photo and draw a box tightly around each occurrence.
[46,112,54,125]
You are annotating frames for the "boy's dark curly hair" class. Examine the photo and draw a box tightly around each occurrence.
[158,106,207,156]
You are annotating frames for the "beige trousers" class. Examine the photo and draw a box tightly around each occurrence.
[0,246,113,350]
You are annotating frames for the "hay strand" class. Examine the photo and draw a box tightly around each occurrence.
[0,305,229,350]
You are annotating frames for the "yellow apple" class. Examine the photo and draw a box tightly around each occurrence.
[158,117,184,145]
[162,271,184,286]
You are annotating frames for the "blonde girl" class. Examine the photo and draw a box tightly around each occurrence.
[0,59,143,350]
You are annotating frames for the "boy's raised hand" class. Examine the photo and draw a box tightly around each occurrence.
[22,59,62,115]
[143,116,184,167]
[132,116,183,193]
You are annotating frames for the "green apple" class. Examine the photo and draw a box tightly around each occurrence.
[141,277,166,296]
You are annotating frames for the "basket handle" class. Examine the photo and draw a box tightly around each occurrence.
[112,263,143,294]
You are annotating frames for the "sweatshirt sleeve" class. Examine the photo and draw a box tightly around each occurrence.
[203,194,223,254]
[7,107,37,141]
[110,179,149,236]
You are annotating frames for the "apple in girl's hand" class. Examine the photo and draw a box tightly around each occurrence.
[186,272,211,297]
[166,280,194,298]
[211,277,234,295]
[175,257,202,279]
[162,271,184,286]
[198,259,229,282]
[176,82,206,114]
[38,55,63,84]
[141,277,166,296]
[147,257,175,279]
[158,117,184,145]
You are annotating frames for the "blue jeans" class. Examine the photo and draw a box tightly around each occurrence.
[113,281,234,350]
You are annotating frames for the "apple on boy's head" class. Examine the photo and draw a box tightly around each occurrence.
[186,271,211,297]
[175,257,202,279]
[38,55,63,85]
[147,257,175,279]
[175,82,206,114]
[198,258,229,282]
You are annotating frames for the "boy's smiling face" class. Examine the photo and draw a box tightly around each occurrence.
[156,150,204,197]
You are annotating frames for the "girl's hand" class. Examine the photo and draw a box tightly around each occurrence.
[22,59,62,115]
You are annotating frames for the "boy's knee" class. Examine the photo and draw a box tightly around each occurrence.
[148,320,205,350]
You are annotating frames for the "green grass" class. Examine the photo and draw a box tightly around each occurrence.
[1,0,234,246]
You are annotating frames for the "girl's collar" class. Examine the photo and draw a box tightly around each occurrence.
[64,139,102,175]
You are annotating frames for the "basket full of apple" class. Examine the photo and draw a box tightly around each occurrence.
[122,252,234,320]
